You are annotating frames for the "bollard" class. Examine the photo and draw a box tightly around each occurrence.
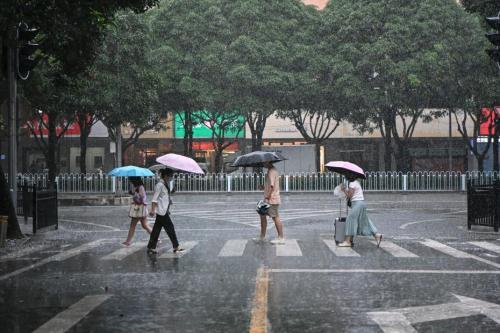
[0,215,8,248]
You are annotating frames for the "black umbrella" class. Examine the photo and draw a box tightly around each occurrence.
[231,151,287,168]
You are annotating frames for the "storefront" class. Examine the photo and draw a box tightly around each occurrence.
[174,112,245,172]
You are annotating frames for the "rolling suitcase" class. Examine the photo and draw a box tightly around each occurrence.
[334,198,348,244]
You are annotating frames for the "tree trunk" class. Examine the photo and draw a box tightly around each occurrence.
[47,114,58,184]
[79,130,88,174]
[477,156,484,172]
[395,145,412,173]
[251,131,264,152]
[183,111,194,157]
[214,146,223,173]
[0,163,23,239]
[314,141,321,172]
[383,123,393,172]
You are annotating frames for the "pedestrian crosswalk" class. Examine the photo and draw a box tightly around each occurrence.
[171,208,336,227]
[3,238,500,281]
[323,239,360,257]
[218,239,248,257]
[276,239,302,257]
[468,241,500,254]
[100,241,148,261]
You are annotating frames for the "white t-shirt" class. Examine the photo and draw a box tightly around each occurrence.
[348,180,364,201]
[151,179,171,216]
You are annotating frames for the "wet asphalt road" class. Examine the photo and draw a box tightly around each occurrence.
[1,193,500,333]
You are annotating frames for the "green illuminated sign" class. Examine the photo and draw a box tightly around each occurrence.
[174,112,245,138]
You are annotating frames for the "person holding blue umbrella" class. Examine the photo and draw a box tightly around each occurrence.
[107,166,156,246]
[123,176,153,246]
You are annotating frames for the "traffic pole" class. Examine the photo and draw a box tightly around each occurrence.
[8,45,18,212]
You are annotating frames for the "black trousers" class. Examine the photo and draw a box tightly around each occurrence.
[147,213,179,249]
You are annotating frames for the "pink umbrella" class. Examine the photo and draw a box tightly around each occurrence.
[156,154,205,175]
[325,161,366,179]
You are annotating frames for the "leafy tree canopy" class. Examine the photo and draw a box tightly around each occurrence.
[0,0,158,77]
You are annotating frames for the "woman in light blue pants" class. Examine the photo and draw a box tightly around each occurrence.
[337,174,382,247]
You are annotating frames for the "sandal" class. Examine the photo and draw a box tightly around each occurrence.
[375,234,383,247]
[337,241,353,247]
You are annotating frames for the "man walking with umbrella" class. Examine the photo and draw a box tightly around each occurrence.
[231,151,287,244]
[256,161,285,244]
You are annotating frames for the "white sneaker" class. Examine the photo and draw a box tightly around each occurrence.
[270,238,285,245]
[252,237,266,243]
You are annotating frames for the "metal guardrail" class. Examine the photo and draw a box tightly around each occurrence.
[6,171,499,193]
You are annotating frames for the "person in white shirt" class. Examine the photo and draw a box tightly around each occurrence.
[337,173,382,247]
[147,168,184,254]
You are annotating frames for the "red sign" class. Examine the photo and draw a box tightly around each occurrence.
[192,141,239,151]
[26,113,80,137]
[479,107,496,136]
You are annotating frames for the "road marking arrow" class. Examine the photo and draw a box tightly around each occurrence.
[368,294,500,333]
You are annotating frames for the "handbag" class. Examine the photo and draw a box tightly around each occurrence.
[129,204,144,218]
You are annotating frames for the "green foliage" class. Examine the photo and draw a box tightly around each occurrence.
[90,10,164,148]
[322,0,499,171]
[460,0,499,18]
[0,0,158,78]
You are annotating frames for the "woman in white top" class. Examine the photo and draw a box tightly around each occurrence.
[338,173,382,247]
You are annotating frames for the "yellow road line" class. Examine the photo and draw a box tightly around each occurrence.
[249,267,269,333]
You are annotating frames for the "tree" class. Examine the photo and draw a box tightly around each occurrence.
[453,105,494,171]
[0,1,158,79]
[0,1,157,239]
[91,10,165,166]
[193,110,245,172]
[23,59,75,182]
[222,0,313,152]
[70,73,100,173]
[150,0,226,157]
[322,0,494,171]
[460,0,499,18]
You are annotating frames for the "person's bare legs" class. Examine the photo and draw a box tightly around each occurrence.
[123,218,139,246]
[272,216,284,239]
[259,214,268,239]
[139,216,152,234]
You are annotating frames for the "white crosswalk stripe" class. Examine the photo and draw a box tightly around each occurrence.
[33,294,112,333]
[420,239,472,258]
[0,244,51,262]
[420,239,500,269]
[218,239,248,257]
[100,241,148,261]
[323,239,361,257]
[0,239,111,281]
[276,239,302,257]
[371,241,419,258]
[159,241,199,259]
[468,241,500,254]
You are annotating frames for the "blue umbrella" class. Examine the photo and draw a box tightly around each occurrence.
[107,166,155,177]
